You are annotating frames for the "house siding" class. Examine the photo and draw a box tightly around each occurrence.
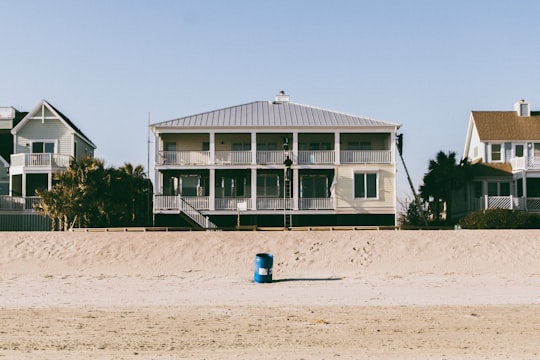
[335,164,395,213]
[16,118,72,155]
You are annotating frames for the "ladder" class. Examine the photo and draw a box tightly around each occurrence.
[284,171,292,229]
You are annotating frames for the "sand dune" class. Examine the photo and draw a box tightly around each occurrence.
[1,230,539,359]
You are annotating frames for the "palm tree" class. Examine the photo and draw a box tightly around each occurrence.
[420,151,470,223]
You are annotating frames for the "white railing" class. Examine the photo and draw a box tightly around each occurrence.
[340,150,391,164]
[182,196,210,210]
[256,197,293,210]
[10,153,71,168]
[297,151,335,164]
[215,197,252,210]
[511,156,540,171]
[299,197,333,210]
[159,151,211,165]
[0,196,40,211]
[215,151,252,165]
[256,151,286,165]
[478,195,523,210]
[527,198,540,211]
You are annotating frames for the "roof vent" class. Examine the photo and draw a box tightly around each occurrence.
[515,99,530,117]
[274,90,290,103]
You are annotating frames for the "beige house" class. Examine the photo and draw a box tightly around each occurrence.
[150,92,401,228]
[453,99,540,219]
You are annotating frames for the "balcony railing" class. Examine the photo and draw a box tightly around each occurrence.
[297,151,335,164]
[0,196,40,211]
[10,153,71,168]
[477,195,523,211]
[299,197,333,210]
[157,150,393,166]
[159,151,211,165]
[215,151,252,165]
[215,197,252,210]
[511,156,540,171]
[340,150,391,164]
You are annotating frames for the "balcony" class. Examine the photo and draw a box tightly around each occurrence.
[510,157,540,171]
[153,195,333,212]
[340,150,391,164]
[0,196,40,211]
[157,149,392,166]
[10,153,71,168]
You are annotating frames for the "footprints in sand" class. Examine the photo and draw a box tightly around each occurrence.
[350,239,375,267]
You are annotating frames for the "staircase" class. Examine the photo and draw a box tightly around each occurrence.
[179,197,217,230]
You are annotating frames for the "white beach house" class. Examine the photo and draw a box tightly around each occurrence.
[150,92,401,229]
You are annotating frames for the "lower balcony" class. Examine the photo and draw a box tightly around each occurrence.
[475,195,540,211]
[154,195,333,212]
[0,196,40,211]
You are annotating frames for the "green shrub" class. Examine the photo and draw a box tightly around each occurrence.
[459,209,540,229]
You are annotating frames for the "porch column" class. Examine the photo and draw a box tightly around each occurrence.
[523,176,528,211]
[293,168,299,210]
[292,132,298,163]
[334,132,340,164]
[209,132,215,164]
[48,172,53,190]
[251,168,257,210]
[251,132,257,165]
[209,168,215,211]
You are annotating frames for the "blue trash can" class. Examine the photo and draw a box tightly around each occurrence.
[254,253,273,283]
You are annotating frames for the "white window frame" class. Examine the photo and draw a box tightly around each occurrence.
[31,140,57,154]
[489,143,503,162]
[353,170,379,200]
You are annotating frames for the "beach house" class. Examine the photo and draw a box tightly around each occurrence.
[0,100,96,230]
[150,92,401,229]
[452,99,540,219]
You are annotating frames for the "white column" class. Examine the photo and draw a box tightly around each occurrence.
[251,132,257,165]
[334,132,340,164]
[251,168,257,210]
[209,168,215,211]
[292,132,298,163]
[209,132,215,164]
[293,168,299,210]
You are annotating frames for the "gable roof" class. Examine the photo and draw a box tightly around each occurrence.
[471,111,540,141]
[151,100,400,129]
[12,100,96,149]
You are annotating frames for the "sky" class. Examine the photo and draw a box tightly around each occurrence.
[2,0,540,200]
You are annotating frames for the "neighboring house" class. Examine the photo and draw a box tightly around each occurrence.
[0,100,96,230]
[150,92,401,229]
[452,99,540,219]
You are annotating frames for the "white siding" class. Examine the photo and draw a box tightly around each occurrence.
[16,118,72,155]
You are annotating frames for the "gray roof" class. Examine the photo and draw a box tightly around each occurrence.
[152,101,400,129]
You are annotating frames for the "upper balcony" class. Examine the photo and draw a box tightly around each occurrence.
[510,157,540,171]
[11,153,71,168]
[157,149,392,166]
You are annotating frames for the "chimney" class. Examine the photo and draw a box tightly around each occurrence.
[515,99,530,117]
[274,90,290,103]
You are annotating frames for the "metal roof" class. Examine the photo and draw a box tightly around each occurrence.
[151,101,400,129]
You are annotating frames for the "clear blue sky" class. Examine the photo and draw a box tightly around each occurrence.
[2,0,539,200]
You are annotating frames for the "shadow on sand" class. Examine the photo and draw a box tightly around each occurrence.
[271,277,343,283]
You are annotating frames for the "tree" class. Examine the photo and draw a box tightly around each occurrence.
[35,157,153,230]
[419,151,470,223]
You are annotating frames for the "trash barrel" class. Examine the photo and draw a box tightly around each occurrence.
[254,253,273,283]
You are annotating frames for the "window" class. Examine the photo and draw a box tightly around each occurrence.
[515,144,524,157]
[32,141,54,153]
[491,144,502,161]
[165,142,176,151]
[300,175,328,198]
[354,172,377,199]
[348,141,372,150]
[487,182,511,196]
[534,143,540,158]
[257,174,280,197]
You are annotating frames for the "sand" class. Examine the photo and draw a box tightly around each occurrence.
[0,229,539,359]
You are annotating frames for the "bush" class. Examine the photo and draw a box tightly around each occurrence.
[459,209,540,229]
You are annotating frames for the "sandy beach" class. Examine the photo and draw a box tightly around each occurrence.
[1,229,539,359]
